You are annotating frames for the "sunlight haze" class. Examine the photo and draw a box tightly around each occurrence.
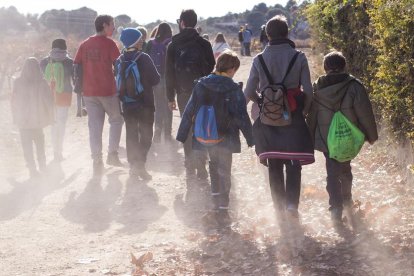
[0,0,289,24]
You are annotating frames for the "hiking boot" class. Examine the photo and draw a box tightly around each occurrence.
[196,166,209,180]
[106,152,123,167]
[330,207,343,224]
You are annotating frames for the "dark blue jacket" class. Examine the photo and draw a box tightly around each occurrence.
[176,74,253,153]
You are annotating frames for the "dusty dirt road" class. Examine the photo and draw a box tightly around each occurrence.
[1,51,413,276]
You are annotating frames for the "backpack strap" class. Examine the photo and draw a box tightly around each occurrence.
[258,54,274,85]
[313,78,356,112]
[258,51,300,85]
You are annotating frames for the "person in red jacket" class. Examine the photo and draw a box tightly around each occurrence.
[74,15,123,175]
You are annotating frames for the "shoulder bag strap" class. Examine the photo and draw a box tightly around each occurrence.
[280,51,300,84]
[258,54,275,85]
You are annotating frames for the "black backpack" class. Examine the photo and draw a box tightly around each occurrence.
[174,38,209,92]
[258,52,299,126]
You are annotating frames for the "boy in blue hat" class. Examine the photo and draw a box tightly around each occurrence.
[116,28,160,180]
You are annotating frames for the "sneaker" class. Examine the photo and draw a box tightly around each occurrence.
[93,159,104,176]
[216,209,231,227]
[330,207,343,224]
[106,152,123,167]
[196,167,208,180]
[138,167,152,180]
[286,204,299,219]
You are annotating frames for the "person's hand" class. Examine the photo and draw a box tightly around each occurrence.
[260,158,268,167]
[168,101,177,111]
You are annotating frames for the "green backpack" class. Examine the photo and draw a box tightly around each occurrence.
[316,79,365,162]
[44,60,65,93]
[327,110,365,162]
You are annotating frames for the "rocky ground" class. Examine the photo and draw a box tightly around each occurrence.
[0,51,413,276]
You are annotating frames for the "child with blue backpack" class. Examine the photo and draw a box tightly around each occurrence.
[116,28,160,180]
[177,51,253,226]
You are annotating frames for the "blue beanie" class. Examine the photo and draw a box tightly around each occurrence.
[120,28,142,48]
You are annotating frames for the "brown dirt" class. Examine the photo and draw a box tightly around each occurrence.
[1,50,413,276]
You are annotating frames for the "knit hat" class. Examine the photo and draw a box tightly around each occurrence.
[52,39,67,50]
[120,28,142,48]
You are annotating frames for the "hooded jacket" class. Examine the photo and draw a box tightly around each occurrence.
[307,73,378,153]
[165,28,215,102]
[176,74,253,153]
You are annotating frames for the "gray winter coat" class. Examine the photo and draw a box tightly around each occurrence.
[307,73,378,153]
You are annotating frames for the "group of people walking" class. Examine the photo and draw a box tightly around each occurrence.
[11,10,378,228]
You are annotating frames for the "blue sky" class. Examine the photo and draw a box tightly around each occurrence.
[0,0,289,24]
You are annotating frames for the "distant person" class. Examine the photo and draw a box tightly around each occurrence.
[40,38,74,162]
[212,32,231,59]
[242,24,253,56]
[146,22,173,143]
[259,25,269,51]
[307,51,378,225]
[177,51,253,226]
[116,28,160,179]
[137,26,148,51]
[165,9,215,179]
[238,26,244,56]
[74,14,123,175]
[11,57,54,178]
[244,15,314,224]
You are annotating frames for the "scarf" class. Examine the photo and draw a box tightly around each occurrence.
[49,49,68,62]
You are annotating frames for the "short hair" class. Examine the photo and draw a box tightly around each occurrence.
[180,9,197,28]
[137,26,147,40]
[215,51,240,73]
[266,15,289,39]
[323,51,347,73]
[95,15,113,33]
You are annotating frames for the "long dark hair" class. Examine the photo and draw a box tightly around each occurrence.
[19,57,44,83]
[155,22,172,42]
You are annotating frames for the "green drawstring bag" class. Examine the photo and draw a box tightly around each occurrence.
[327,111,365,162]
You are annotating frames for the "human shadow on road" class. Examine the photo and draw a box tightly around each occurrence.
[173,176,211,232]
[60,171,122,232]
[188,228,281,275]
[113,175,167,234]
[147,140,184,177]
[0,163,79,221]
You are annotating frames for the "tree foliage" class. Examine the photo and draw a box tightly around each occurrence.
[307,0,414,141]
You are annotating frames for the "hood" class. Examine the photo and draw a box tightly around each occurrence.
[314,74,355,107]
[197,74,240,93]
[171,28,199,44]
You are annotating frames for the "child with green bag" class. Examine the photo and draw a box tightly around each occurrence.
[307,51,378,225]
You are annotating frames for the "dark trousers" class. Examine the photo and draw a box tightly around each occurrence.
[243,42,251,56]
[323,152,353,209]
[154,77,172,138]
[177,92,207,170]
[268,159,302,210]
[208,147,232,210]
[19,128,46,170]
[123,107,154,168]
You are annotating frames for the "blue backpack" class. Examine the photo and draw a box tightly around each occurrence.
[148,38,170,75]
[116,51,144,103]
[194,89,231,146]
